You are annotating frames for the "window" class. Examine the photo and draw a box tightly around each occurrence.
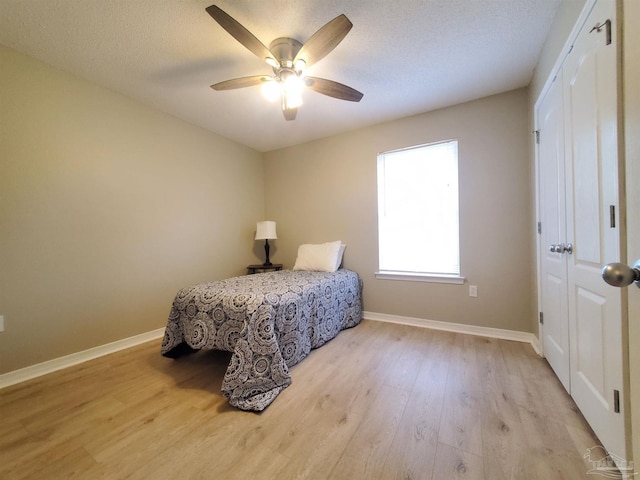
[376,140,463,283]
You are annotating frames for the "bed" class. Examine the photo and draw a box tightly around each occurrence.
[161,267,362,411]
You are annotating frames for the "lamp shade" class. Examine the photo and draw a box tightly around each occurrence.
[255,221,277,240]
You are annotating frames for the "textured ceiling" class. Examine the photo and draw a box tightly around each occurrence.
[0,0,560,152]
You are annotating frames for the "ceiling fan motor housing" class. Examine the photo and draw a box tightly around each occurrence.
[269,37,303,69]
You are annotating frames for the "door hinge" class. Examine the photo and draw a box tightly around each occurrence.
[614,389,620,413]
[610,205,616,228]
[534,130,540,144]
[539,312,544,325]
[537,222,542,235]
[590,19,612,45]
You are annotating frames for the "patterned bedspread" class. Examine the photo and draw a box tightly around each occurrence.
[161,269,362,411]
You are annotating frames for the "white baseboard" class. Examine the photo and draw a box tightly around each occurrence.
[364,311,541,355]
[0,328,166,389]
[1,313,543,390]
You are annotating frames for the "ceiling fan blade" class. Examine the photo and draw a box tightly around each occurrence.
[306,77,363,102]
[211,75,273,91]
[283,107,297,121]
[293,14,352,68]
[206,5,277,66]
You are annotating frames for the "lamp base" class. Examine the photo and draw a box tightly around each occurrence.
[263,239,272,266]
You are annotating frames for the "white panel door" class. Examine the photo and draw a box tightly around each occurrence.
[563,0,626,459]
[537,74,570,391]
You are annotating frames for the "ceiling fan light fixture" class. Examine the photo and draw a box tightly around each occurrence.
[206,6,362,119]
[261,79,282,102]
[282,74,304,109]
[294,58,306,73]
[265,57,280,68]
[282,92,303,110]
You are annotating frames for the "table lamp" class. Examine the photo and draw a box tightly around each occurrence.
[255,221,277,266]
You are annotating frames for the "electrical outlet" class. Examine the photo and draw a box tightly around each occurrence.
[0,315,4,332]
[469,285,478,297]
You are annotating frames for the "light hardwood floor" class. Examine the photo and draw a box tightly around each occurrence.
[1,320,602,479]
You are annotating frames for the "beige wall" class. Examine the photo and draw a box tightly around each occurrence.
[264,88,534,332]
[0,47,264,373]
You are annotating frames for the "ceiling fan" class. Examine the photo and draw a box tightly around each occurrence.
[206,4,363,121]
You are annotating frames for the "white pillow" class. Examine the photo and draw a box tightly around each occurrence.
[293,241,343,272]
[334,244,347,270]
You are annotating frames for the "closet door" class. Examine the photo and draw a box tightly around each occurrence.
[563,0,626,459]
[537,73,570,391]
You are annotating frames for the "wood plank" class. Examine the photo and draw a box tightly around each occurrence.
[437,334,484,457]
[328,384,410,479]
[378,328,450,480]
[474,336,531,479]
[431,442,485,480]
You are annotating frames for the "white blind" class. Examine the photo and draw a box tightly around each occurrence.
[377,140,460,275]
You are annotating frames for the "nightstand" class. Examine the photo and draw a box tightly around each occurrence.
[247,264,283,274]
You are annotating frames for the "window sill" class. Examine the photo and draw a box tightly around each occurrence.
[374,271,466,284]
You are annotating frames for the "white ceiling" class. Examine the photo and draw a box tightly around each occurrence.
[0,0,560,152]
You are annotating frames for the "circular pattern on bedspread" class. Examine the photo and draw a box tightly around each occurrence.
[323,284,333,300]
[271,354,290,381]
[161,321,181,353]
[199,288,218,306]
[252,355,271,377]
[280,331,308,366]
[172,285,202,310]
[319,308,339,339]
[168,306,180,322]
[264,292,281,306]
[228,293,253,313]
[211,307,226,326]
[305,290,317,308]
[276,292,300,334]
[224,339,252,384]
[346,289,355,306]
[184,313,211,349]
[317,302,326,320]
[284,299,298,322]
[249,307,278,354]
[185,301,198,319]
[216,321,243,352]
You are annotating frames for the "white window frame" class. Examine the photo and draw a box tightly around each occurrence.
[375,140,465,284]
